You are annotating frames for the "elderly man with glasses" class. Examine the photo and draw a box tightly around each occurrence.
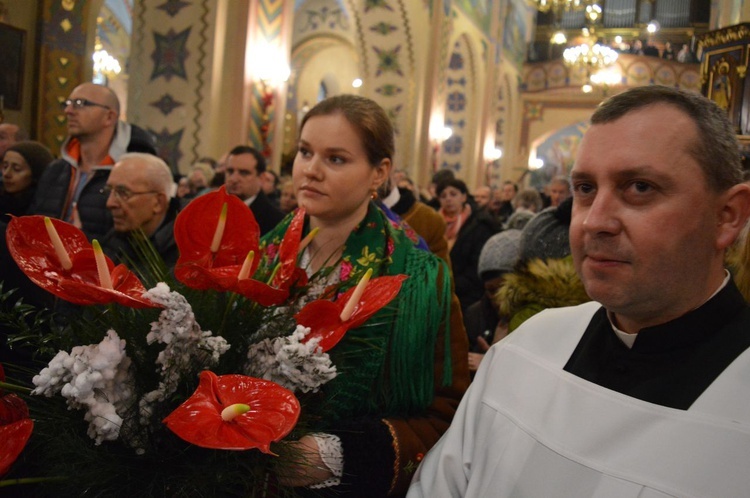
[28,82,158,240]
[100,153,180,272]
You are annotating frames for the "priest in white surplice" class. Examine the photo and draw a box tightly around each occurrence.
[408,86,750,498]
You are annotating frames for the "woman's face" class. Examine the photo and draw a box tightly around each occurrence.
[293,113,389,224]
[2,151,33,194]
[439,186,466,215]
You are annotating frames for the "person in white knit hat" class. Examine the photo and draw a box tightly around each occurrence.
[465,229,522,372]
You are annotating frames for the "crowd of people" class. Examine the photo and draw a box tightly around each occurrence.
[2,83,750,497]
[608,38,698,62]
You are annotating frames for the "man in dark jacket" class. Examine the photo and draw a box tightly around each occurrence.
[28,82,157,241]
[224,145,284,235]
[100,153,179,273]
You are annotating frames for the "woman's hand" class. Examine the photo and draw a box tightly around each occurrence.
[277,435,334,487]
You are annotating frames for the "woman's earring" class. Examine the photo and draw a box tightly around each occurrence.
[371,190,378,200]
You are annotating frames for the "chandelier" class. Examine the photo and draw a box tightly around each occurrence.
[526,0,586,14]
[92,36,121,78]
[563,42,618,70]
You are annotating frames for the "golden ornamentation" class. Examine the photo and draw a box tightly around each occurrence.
[62,0,75,11]
[60,18,72,32]
[696,24,750,53]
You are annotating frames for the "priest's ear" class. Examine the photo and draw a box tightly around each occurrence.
[715,182,750,251]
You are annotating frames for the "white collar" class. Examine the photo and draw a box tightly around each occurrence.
[609,270,731,348]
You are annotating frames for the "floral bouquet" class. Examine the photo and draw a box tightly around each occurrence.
[0,187,405,496]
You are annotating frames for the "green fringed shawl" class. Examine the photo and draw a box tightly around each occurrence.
[261,203,453,420]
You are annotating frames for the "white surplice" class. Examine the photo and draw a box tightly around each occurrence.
[408,301,750,498]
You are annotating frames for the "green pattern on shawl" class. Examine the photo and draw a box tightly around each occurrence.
[261,203,452,420]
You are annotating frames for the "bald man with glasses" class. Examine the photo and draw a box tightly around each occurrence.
[100,153,180,272]
[28,82,158,241]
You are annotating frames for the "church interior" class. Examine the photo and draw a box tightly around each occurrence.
[1,0,748,193]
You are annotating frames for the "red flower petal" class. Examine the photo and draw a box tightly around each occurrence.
[272,209,305,288]
[174,187,260,289]
[7,216,96,294]
[294,300,344,352]
[6,216,156,308]
[296,274,408,351]
[163,371,300,453]
[0,419,33,476]
[175,206,309,306]
[234,279,291,307]
[0,390,33,477]
[0,394,30,426]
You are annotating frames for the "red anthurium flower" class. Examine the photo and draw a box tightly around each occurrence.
[233,208,308,306]
[163,371,300,454]
[295,274,408,351]
[6,216,155,308]
[0,364,34,476]
[174,186,261,290]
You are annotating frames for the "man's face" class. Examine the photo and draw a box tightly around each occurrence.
[0,123,19,157]
[548,182,570,207]
[63,84,114,139]
[474,186,491,208]
[501,183,516,201]
[225,153,261,201]
[105,161,163,234]
[570,104,725,332]
[189,169,208,190]
[260,171,276,194]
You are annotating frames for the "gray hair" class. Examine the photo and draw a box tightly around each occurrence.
[591,86,742,192]
[117,152,173,195]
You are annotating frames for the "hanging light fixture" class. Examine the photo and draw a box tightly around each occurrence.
[526,0,586,14]
[562,1,618,92]
[563,42,618,70]
[92,36,122,79]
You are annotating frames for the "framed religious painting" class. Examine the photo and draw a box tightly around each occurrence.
[696,24,750,134]
[0,22,26,110]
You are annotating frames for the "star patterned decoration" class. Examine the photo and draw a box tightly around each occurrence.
[157,0,192,17]
[151,28,191,82]
[444,135,463,155]
[525,102,544,121]
[449,52,464,70]
[150,127,184,171]
[447,91,467,112]
[364,0,394,13]
[150,94,184,116]
[370,22,398,35]
[373,45,403,77]
[375,84,403,97]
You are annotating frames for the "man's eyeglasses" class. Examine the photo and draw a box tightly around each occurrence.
[60,98,111,111]
[101,185,160,202]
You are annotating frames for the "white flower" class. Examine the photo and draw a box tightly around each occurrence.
[32,330,134,445]
[245,325,337,393]
[138,284,230,425]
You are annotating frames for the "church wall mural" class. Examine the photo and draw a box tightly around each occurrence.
[128,0,218,175]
